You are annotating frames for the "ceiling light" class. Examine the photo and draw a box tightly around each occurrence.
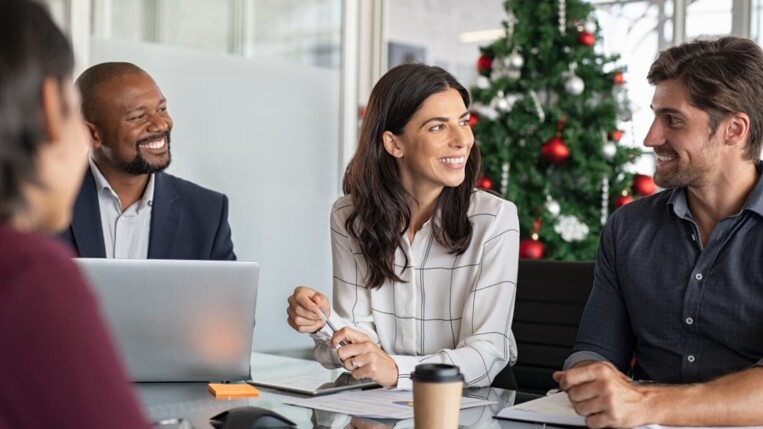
[459,28,505,43]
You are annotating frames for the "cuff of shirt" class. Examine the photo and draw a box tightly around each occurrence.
[308,309,345,343]
[563,350,609,370]
[390,355,421,390]
[308,325,332,343]
[755,358,763,368]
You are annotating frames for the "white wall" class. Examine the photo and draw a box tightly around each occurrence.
[91,38,340,352]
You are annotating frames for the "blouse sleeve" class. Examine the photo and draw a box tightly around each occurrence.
[310,200,381,368]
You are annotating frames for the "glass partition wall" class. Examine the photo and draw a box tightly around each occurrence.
[90,0,341,68]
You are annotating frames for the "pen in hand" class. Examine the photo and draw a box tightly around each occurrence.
[315,307,350,347]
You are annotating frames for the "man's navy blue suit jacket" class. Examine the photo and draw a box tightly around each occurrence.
[59,169,236,260]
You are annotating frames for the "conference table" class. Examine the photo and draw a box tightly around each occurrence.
[135,353,555,429]
[138,383,552,429]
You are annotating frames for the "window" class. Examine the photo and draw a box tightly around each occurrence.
[91,0,341,68]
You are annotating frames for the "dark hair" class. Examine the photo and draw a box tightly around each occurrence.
[75,62,146,125]
[342,63,481,289]
[0,0,74,221]
[648,36,763,160]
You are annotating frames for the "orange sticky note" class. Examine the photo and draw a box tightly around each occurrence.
[208,383,260,399]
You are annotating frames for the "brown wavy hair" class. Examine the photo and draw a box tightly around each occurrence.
[342,63,481,289]
[648,36,763,160]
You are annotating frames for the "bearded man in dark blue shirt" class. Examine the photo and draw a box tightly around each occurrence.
[554,36,763,428]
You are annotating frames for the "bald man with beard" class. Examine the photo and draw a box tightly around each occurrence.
[59,62,236,260]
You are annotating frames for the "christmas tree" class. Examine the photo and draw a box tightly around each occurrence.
[470,0,654,261]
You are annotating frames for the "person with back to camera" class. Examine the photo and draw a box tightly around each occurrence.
[554,36,763,428]
[0,1,151,427]
[286,63,520,389]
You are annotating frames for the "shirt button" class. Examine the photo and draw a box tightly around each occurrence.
[694,273,703,280]
[687,355,695,363]
[686,317,694,325]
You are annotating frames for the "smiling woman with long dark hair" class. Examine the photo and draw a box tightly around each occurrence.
[287,64,520,389]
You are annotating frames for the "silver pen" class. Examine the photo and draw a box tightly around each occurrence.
[316,307,349,346]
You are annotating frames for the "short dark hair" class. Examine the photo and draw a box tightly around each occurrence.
[342,63,481,289]
[75,62,146,125]
[0,0,74,221]
[648,36,763,160]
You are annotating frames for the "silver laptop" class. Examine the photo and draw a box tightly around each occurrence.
[74,258,258,383]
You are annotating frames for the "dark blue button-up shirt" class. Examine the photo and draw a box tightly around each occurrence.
[565,164,763,383]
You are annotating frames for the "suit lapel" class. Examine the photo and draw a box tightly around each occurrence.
[70,169,107,258]
[148,172,181,259]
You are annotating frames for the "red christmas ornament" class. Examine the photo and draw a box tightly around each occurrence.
[615,194,634,208]
[613,72,625,84]
[609,130,623,142]
[633,174,657,196]
[477,54,492,74]
[578,31,595,47]
[540,136,570,164]
[477,176,493,190]
[520,239,544,259]
[468,112,479,128]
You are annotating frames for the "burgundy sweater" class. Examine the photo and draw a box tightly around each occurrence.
[0,224,149,429]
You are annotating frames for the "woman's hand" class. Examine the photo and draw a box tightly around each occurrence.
[332,327,399,388]
[286,286,330,334]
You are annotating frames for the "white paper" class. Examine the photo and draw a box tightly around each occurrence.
[284,389,494,420]
[495,392,586,426]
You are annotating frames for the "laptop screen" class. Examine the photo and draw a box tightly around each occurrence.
[74,258,259,382]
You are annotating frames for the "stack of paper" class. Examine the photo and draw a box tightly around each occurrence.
[284,389,494,420]
[497,394,763,429]
[495,392,585,426]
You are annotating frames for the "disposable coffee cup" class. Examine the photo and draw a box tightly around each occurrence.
[411,364,464,429]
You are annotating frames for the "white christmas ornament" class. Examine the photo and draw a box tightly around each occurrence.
[554,215,590,242]
[564,62,585,95]
[584,19,597,34]
[545,199,561,217]
[602,142,617,159]
[490,91,522,113]
[493,95,510,112]
[474,103,499,121]
[505,50,524,70]
[565,75,585,95]
[476,75,490,89]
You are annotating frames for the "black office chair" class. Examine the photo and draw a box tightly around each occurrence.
[492,259,595,394]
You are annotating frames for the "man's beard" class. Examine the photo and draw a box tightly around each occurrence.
[653,138,718,189]
[119,131,172,175]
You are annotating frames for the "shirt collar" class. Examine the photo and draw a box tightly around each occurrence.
[667,160,763,219]
[88,156,155,214]
[89,156,112,194]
